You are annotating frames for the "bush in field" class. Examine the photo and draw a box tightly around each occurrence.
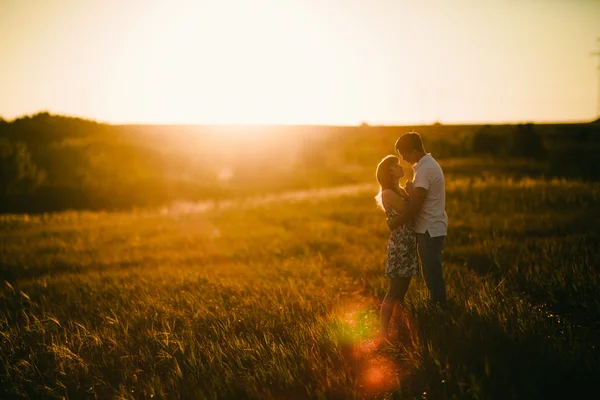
[548,146,600,180]
[510,123,545,159]
[0,138,44,196]
[471,123,546,159]
[471,125,505,155]
[543,123,600,180]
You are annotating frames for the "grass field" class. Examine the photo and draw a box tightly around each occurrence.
[1,163,600,399]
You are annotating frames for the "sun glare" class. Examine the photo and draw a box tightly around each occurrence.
[113,0,358,125]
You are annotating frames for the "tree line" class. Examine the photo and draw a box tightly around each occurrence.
[1,112,598,213]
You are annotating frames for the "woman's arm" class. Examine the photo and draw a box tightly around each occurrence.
[396,186,410,200]
[382,189,408,214]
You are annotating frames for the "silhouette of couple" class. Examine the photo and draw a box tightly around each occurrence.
[375,131,448,346]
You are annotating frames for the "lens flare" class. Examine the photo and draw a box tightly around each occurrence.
[332,294,416,398]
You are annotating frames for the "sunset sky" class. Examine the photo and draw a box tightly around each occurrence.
[1,0,599,125]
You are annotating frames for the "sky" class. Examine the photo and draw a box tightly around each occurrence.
[1,0,599,125]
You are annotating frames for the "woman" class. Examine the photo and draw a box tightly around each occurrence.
[374,155,418,345]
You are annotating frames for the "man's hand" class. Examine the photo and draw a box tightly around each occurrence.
[406,181,414,195]
[386,187,428,231]
[386,215,401,230]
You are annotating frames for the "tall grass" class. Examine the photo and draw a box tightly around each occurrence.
[1,170,599,399]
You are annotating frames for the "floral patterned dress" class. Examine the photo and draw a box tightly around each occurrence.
[384,201,418,278]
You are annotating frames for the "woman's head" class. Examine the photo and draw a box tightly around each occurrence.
[375,155,405,209]
[376,155,404,190]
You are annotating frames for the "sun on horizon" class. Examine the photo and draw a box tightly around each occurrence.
[1,0,599,126]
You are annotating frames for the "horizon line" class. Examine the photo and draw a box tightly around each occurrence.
[2,110,598,127]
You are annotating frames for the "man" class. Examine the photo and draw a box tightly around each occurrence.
[387,132,448,306]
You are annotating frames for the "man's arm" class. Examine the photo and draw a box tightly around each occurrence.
[386,187,427,231]
[405,181,414,196]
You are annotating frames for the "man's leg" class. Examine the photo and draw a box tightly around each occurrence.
[417,231,447,306]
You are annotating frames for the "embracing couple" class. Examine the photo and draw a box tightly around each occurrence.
[375,131,448,344]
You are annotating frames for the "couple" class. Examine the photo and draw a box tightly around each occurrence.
[375,131,448,343]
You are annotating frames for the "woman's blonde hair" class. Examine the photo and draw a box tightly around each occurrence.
[374,155,403,209]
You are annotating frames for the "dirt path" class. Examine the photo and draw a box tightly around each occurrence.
[160,183,376,216]
[0,182,376,223]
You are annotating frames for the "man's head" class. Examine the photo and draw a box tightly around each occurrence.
[395,131,426,164]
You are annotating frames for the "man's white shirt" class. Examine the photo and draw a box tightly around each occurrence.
[412,154,448,237]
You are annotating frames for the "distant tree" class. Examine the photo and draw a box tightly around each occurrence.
[510,123,545,159]
[471,125,502,155]
[575,127,590,143]
[0,138,45,195]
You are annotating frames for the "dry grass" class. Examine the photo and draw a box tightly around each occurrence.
[1,170,599,399]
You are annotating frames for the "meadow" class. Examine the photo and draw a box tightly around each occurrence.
[1,158,600,399]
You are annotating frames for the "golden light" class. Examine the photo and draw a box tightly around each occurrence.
[331,293,417,397]
[358,355,400,396]
[2,0,599,125]
[110,0,360,126]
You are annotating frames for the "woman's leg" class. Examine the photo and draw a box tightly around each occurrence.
[379,277,412,339]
